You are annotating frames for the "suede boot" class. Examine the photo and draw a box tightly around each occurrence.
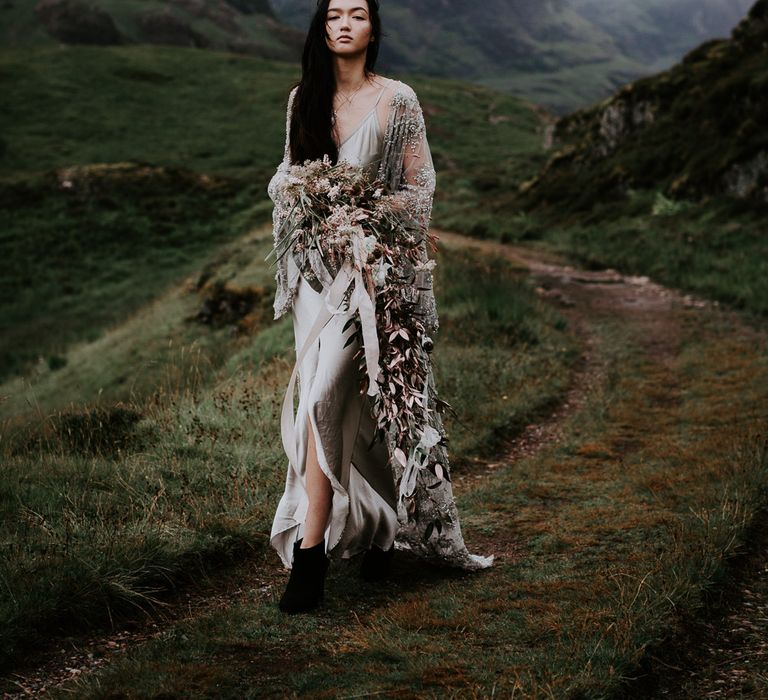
[360,542,395,582]
[278,537,330,614]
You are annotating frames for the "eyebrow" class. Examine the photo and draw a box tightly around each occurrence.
[327,6,369,12]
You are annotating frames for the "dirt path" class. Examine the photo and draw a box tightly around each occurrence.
[1,230,761,698]
[437,227,714,482]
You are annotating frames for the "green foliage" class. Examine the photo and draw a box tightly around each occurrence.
[651,190,693,216]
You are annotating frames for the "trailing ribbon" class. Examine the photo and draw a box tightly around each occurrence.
[346,231,381,399]
[280,235,381,470]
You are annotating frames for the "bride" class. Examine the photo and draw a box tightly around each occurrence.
[267,0,493,615]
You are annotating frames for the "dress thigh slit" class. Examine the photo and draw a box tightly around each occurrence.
[269,272,399,569]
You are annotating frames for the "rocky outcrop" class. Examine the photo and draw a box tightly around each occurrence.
[25,0,302,61]
[137,10,209,48]
[521,0,768,210]
[722,151,768,202]
[34,0,123,45]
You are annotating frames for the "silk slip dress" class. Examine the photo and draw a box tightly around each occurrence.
[269,86,398,568]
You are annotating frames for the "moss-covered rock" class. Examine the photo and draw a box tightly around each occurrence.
[34,0,123,45]
[522,0,768,211]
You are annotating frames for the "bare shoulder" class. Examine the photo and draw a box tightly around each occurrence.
[372,75,418,103]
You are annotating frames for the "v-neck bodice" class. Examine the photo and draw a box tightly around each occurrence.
[336,85,387,179]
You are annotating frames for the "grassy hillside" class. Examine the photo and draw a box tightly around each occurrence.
[2,20,768,695]
[523,0,768,210]
[0,0,302,59]
[0,45,548,384]
[0,229,577,673]
[0,43,574,670]
[0,46,297,381]
[439,1,768,319]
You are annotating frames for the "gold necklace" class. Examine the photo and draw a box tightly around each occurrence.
[332,78,369,126]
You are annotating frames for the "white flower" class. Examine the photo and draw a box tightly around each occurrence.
[327,204,352,228]
[317,177,331,192]
[373,188,383,199]
[417,426,441,451]
[328,184,341,201]
[414,259,437,272]
[362,234,377,257]
[373,260,391,287]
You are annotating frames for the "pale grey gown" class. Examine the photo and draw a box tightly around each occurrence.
[269,86,399,569]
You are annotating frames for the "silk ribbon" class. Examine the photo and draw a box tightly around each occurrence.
[280,233,381,470]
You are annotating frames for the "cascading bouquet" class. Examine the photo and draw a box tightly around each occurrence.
[266,154,443,472]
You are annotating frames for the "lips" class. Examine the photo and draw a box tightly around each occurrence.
[338,36,353,42]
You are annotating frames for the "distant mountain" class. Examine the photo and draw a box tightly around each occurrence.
[570,0,758,62]
[521,0,768,209]
[0,0,303,60]
[270,0,753,112]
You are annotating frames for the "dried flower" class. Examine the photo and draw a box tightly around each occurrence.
[266,157,441,469]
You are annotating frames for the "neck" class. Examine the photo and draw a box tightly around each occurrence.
[333,54,368,91]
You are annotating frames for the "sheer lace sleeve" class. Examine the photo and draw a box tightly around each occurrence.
[378,83,439,335]
[267,86,299,321]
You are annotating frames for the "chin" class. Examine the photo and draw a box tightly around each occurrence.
[330,45,366,57]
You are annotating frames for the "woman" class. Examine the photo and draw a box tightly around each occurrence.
[267,0,493,615]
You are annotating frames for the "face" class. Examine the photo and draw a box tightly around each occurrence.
[325,0,373,57]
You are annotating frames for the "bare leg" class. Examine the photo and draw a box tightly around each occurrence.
[301,420,333,548]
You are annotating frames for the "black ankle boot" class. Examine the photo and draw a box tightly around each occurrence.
[360,542,395,582]
[279,537,330,614]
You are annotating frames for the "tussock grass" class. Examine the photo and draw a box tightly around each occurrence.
[0,241,573,676]
[43,300,768,698]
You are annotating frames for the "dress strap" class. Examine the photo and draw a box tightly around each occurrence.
[373,84,388,107]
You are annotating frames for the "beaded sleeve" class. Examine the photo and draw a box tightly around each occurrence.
[267,86,299,321]
[376,83,439,335]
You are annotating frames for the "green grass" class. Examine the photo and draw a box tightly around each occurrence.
[0,46,548,384]
[443,189,768,320]
[31,255,768,699]
[0,238,576,675]
[0,45,301,382]
[545,194,768,319]
[0,46,297,178]
[434,3,767,322]
[4,36,768,696]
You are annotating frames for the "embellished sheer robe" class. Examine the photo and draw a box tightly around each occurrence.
[267,78,494,571]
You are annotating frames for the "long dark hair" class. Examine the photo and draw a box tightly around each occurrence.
[289,0,382,165]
